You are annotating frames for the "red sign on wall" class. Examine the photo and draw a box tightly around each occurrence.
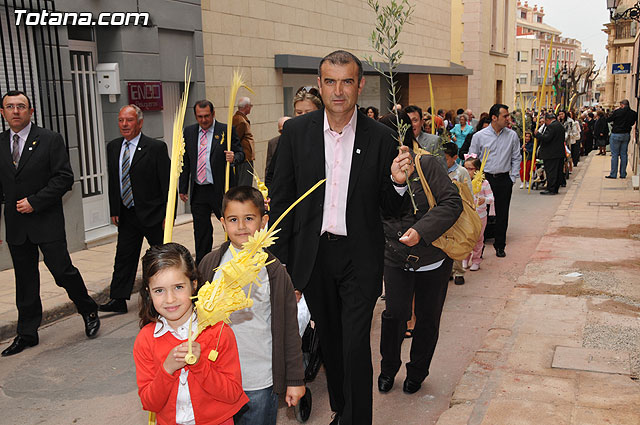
[127,82,163,111]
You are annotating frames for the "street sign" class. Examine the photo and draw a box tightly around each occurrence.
[127,81,163,111]
[612,63,631,74]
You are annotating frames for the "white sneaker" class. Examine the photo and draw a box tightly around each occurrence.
[470,263,480,271]
[519,183,524,189]
[526,182,530,189]
[462,259,468,269]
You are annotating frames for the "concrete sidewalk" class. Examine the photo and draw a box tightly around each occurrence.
[437,153,640,424]
[0,216,226,342]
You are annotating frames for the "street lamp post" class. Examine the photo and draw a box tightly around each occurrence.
[561,65,569,110]
[608,0,640,22]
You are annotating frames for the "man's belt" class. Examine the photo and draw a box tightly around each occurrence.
[484,172,510,178]
[323,232,346,241]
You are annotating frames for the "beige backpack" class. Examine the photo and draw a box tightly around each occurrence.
[415,154,482,260]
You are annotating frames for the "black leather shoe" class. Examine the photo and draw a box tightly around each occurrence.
[294,386,312,422]
[495,248,506,258]
[378,373,394,393]
[99,299,127,314]
[454,276,465,285]
[329,412,341,425]
[82,310,101,338]
[605,175,616,179]
[540,190,558,195]
[1,336,38,357]
[403,377,422,394]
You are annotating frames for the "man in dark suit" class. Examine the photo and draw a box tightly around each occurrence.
[0,90,100,356]
[178,99,244,264]
[535,112,566,195]
[269,51,413,425]
[99,105,170,313]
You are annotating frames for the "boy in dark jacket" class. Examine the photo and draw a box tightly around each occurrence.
[198,186,305,425]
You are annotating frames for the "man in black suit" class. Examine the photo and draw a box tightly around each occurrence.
[535,112,566,195]
[0,90,100,356]
[99,105,170,313]
[179,100,244,264]
[269,51,413,425]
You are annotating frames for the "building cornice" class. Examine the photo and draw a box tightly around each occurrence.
[274,54,474,76]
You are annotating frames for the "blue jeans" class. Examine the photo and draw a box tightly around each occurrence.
[234,386,278,425]
[609,133,630,178]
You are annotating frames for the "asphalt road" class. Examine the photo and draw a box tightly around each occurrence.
[0,183,563,425]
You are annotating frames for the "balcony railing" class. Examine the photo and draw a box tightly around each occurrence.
[615,21,637,39]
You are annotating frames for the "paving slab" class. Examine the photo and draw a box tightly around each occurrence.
[552,346,631,375]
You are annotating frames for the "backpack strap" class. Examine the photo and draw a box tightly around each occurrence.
[414,154,437,210]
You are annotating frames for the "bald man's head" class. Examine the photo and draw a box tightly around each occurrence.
[278,116,291,133]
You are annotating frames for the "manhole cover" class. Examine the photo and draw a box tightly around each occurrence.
[552,346,631,375]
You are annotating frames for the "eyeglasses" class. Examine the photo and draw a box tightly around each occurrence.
[3,103,28,111]
[296,86,320,97]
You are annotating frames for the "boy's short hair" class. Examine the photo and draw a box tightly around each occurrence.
[443,142,458,158]
[222,186,266,217]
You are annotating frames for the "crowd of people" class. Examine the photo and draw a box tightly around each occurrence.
[1,47,636,425]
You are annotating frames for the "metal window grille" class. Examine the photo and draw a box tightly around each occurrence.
[70,50,104,198]
[0,0,68,145]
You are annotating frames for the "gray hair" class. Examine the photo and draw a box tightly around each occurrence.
[120,104,143,122]
[238,97,252,108]
[318,50,364,83]
[620,99,630,107]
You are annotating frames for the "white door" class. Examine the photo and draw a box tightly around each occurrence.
[69,41,110,231]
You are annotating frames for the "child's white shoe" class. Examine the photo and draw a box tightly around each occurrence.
[470,263,480,271]
[526,182,530,189]
[462,259,468,269]
[519,183,524,189]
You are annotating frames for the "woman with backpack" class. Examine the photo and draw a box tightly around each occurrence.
[376,112,463,395]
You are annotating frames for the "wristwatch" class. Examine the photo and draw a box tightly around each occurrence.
[390,174,407,187]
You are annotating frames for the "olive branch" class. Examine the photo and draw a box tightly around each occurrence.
[364,0,417,213]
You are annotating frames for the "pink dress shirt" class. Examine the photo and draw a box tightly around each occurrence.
[320,108,357,236]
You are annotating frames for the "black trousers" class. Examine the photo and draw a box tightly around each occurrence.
[109,204,163,300]
[8,238,97,342]
[484,173,513,250]
[380,259,453,383]
[543,158,564,193]
[190,184,221,264]
[571,142,581,167]
[303,235,378,425]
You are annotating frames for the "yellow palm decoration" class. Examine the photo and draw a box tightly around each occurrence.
[183,179,326,364]
[163,60,191,243]
[471,149,489,196]
[225,70,255,193]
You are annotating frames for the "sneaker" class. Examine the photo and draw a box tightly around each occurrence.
[519,183,524,189]
[469,263,480,271]
[462,259,468,269]
[526,182,530,189]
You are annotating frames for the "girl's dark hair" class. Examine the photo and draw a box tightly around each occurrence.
[139,243,198,328]
[464,157,481,170]
[476,116,491,132]
[366,106,379,120]
[378,111,414,148]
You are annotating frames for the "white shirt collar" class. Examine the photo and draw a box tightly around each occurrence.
[323,107,358,135]
[10,122,32,142]
[153,311,198,340]
[123,132,142,146]
[199,120,216,134]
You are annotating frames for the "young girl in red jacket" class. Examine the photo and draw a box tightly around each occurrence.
[133,243,248,425]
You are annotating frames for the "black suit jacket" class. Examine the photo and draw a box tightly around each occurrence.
[0,124,73,244]
[269,109,402,299]
[179,121,244,212]
[536,120,566,160]
[107,133,170,226]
